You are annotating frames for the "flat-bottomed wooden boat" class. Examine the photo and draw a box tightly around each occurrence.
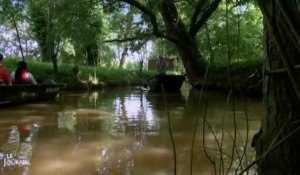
[0,84,61,106]
[146,74,186,92]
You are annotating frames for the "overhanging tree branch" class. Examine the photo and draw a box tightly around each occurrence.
[190,0,209,30]
[119,0,167,39]
[189,0,222,36]
[103,32,154,43]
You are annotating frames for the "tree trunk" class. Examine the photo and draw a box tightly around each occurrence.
[255,1,300,174]
[51,51,58,75]
[46,32,58,74]
[11,16,25,61]
[120,0,220,86]
[119,47,128,69]
[174,37,204,86]
[139,60,143,73]
[86,44,98,67]
[159,0,205,86]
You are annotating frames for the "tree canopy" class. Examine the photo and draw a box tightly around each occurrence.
[0,0,262,75]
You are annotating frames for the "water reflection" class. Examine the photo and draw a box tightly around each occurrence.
[0,87,263,175]
[0,123,39,175]
[58,111,77,133]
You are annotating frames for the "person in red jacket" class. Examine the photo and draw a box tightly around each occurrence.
[11,61,37,84]
[0,53,12,85]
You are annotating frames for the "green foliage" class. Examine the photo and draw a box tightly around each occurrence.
[198,2,263,63]
[0,0,26,23]
[206,57,262,90]
[0,0,29,59]
[1,0,264,84]
[148,1,263,68]
[58,0,103,47]
[3,57,20,72]
[105,2,151,55]
[27,0,59,62]
[151,39,179,58]
[27,0,106,66]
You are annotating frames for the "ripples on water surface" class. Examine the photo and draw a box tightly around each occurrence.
[0,86,263,175]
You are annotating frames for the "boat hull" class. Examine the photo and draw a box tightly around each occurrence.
[0,84,61,106]
[148,75,185,92]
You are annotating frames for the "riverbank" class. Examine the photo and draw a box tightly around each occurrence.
[199,59,263,96]
[4,58,156,90]
[3,58,263,95]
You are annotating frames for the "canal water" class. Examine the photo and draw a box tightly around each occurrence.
[0,85,263,175]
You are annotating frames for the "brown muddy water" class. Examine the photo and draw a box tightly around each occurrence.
[0,85,263,175]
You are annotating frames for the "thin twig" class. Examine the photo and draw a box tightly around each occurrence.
[265,64,300,75]
[161,84,177,175]
[190,47,211,175]
[202,92,219,175]
[234,88,250,175]
[225,0,237,174]
[220,90,233,175]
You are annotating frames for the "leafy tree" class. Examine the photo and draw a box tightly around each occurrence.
[57,0,103,66]
[104,4,150,69]
[0,0,28,60]
[197,2,263,64]
[150,38,178,59]
[148,2,263,66]
[28,0,105,72]
[110,0,222,86]
[27,0,61,73]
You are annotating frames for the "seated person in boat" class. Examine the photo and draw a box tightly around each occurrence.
[11,61,37,84]
[0,53,12,85]
[156,56,168,75]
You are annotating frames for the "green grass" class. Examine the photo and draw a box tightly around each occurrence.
[205,58,263,91]
[3,57,263,90]
[3,58,155,86]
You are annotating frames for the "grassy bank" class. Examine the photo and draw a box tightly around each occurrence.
[204,58,263,95]
[4,58,156,88]
[3,58,263,93]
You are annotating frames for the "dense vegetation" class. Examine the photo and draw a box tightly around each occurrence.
[0,0,263,91]
[3,56,262,93]
[0,0,262,75]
